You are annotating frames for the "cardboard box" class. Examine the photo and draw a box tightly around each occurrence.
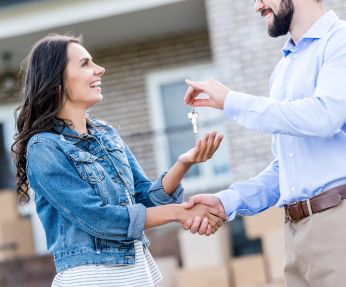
[0,190,19,223]
[261,228,285,282]
[0,218,35,262]
[178,225,230,269]
[155,256,178,287]
[231,255,267,286]
[243,207,284,240]
[176,265,230,287]
[240,283,284,287]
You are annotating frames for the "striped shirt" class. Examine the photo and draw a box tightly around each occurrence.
[51,241,162,287]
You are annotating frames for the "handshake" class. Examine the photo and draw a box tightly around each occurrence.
[176,194,227,236]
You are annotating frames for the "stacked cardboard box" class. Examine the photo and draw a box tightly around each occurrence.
[0,190,35,262]
[230,255,267,286]
[177,225,231,287]
[238,207,285,286]
[156,256,178,287]
[176,265,230,287]
[243,207,284,240]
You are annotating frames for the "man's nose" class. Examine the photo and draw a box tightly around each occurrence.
[254,0,265,13]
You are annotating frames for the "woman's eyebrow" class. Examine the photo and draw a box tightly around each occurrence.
[79,57,93,63]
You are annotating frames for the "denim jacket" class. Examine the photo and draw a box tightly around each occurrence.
[26,119,184,273]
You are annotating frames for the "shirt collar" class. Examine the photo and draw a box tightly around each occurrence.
[282,10,339,57]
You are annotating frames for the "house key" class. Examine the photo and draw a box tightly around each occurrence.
[188,108,199,134]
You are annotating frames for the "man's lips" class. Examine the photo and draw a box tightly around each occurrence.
[261,9,273,17]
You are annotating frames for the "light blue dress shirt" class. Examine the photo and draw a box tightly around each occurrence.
[217,11,346,220]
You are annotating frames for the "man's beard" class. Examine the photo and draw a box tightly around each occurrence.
[268,0,294,37]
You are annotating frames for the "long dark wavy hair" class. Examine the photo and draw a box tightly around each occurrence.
[11,34,81,204]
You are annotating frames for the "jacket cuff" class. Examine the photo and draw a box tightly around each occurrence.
[149,172,184,205]
[126,203,146,240]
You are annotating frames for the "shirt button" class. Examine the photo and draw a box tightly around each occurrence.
[293,54,298,59]
[286,86,289,91]
[289,153,293,158]
[291,187,296,192]
[116,143,122,149]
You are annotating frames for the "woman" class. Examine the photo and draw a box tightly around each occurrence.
[12,34,226,287]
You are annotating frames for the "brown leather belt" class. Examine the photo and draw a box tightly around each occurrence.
[285,184,346,223]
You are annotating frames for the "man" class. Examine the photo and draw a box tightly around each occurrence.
[182,0,346,286]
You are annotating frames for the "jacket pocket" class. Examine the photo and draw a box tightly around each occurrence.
[67,149,106,184]
[103,137,130,167]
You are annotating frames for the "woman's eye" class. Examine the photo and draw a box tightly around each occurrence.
[82,60,89,67]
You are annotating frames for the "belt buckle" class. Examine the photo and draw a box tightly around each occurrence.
[286,202,303,223]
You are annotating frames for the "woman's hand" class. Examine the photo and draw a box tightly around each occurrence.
[175,203,226,235]
[178,131,223,167]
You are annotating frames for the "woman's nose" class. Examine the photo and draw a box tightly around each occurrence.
[95,65,105,76]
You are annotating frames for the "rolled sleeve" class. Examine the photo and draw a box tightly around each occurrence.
[148,172,184,205]
[126,203,146,240]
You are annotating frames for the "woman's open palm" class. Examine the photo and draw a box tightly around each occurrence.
[178,131,223,165]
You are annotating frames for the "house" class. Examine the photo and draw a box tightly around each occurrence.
[0,0,344,284]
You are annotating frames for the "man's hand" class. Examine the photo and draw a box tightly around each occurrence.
[184,79,230,110]
[183,194,227,236]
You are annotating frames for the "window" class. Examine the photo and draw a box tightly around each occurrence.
[0,104,17,190]
[147,64,232,193]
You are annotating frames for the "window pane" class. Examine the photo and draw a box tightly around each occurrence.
[0,123,15,189]
[160,81,199,178]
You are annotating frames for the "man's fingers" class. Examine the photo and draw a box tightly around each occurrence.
[198,217,209,235]
[190,216,202,234]
[206,217,219,230]
[184,80,204,105]
[184,86,200,105]
[208,213,224,227]
[184,198,195,209]
[209,207,227,222]
[205,225,213,236]
[183,218,193,230]
[190,99,212,107]
[185,79,205,91]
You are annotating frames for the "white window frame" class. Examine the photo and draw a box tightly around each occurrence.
[0,103,17,153]
[147,63,232,194]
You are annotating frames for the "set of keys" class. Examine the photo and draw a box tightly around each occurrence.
[187,108,199,134]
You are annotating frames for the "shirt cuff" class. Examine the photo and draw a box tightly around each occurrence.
[148,172,184,205]
[126,203,146,240]
[224,90,255,121]
[216,187,242,221]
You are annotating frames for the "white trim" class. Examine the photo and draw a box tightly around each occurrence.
[146,64,232,194]
[0,103,18,151]
[0,0,185,39]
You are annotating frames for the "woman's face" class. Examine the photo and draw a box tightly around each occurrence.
[64,43,105,110]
